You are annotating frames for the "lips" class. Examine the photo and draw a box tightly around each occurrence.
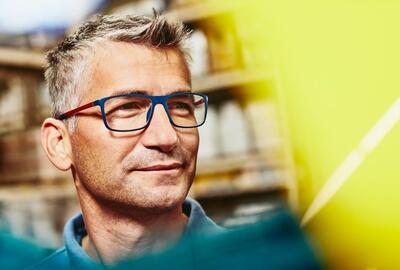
[134,163,182,171]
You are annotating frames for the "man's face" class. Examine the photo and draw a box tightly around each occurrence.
[70,41,198,213]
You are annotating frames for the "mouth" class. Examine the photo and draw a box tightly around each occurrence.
[134,163,183,172]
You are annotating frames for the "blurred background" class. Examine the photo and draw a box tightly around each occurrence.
[0,0,399,269]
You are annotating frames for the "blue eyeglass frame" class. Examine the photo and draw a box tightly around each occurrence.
[56,92,208,132]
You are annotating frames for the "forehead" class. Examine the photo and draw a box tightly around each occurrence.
[82,41,191,101]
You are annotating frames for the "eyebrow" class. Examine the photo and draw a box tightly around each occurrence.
[111,89,147,96]
[110,87,192,96]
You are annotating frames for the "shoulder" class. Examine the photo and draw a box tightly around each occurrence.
[28,247,70,270]
[184,197,225,234]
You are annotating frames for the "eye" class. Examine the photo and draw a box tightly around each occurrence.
[172,102,190,109]
[117,102,141,110]
[169,102,194,112]
[107,101,145,117]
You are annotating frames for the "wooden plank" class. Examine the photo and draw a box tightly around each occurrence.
[196,150,282,175]
[192,176,287,200]
[0,128,40,153]
[0,183,76,202]
[0,47,45,69]
[0,128,69,183]
[192,69,273,93]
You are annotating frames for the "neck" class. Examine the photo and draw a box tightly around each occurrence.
[77,186,188,264]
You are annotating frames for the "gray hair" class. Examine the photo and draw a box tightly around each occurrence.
[45,13,192,132]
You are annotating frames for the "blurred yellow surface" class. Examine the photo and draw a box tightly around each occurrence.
[234,0,400,268]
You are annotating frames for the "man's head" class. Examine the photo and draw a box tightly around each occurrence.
[41,14,200,215]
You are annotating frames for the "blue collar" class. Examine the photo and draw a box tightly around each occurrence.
[64,198,222,269]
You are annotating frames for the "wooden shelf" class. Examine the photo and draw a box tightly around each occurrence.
[196,150,282,175]
[192,69,273,93]
[194,149,291,200]
[192,180,287,200]
[0,183,76,202]
[0,47,45,70]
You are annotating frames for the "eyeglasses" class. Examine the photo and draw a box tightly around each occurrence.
[57,92,208,132]
[56,92,208,132]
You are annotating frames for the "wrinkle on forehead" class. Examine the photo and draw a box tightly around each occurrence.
[92,41,189,71]
[82,41,191,101]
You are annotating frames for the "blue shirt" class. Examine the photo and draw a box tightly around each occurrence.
[31,198,222,269]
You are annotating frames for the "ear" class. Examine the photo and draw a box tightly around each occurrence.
[41,118,73,171]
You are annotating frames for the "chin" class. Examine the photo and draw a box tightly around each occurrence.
[97,172,193,214]
[109,181,188,212]
[146,184,188,210]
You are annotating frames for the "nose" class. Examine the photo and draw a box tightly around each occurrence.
[141,104,178,153]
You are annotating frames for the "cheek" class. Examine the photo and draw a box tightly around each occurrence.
[76,116,141,160]
[178,129,199,163]
[71,134,132,203]
[71,123,130,183]
[71,133,112,181]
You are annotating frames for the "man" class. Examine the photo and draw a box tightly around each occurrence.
[36,13,221,269]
